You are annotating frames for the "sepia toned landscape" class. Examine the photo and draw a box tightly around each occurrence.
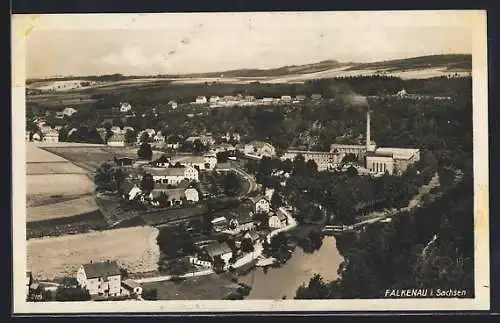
[14,11,488,312]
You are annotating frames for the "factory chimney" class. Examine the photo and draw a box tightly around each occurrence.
[366,110,371,151]
[366,110,375,152]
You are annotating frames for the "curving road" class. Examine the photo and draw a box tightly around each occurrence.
[229,165,259,197]
[135,207,297,284]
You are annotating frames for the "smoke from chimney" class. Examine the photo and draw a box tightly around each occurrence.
[328,84,369,107]
[344,93,369,107]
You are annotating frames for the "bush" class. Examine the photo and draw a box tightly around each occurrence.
[142,288,158,300]
[54,287,91,301]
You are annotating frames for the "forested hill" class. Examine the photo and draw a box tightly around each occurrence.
[295,171,474,299]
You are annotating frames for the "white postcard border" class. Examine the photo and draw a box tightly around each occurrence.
[12,10,490,313]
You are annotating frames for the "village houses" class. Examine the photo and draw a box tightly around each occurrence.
[153,131,165,144]
[148,187,200,206]
[185,135,215,147]
[121,279,143,299]
[137,129,156,143]
[120,102,132,113]
[229,212,256,233]
[107,133,125,147]
[76,260,122,297]
[62,107,78,117]
[181,154,218,171]
[209,96,220,104]
[168,100,178,109]
[195,96,208,104]
[41,128,59,143]
[200,241,233,269]
[211,216,228,232]
[251,195,271,214]
[154,155,171,167]
[244,141,277,159]
[144,166,199,185]
[268,210,289,229]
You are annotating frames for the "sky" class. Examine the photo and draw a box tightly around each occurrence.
[23,12,474,78]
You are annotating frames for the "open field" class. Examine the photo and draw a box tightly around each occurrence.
[44,146,164,171]
[142,273,240,300]
[26,143,101,224]
[27,226,160,280]
[26,161,88,175]
[27,195,100,222]
[26,174,94,204]
[26,143,68,163]
[26,209,108,239]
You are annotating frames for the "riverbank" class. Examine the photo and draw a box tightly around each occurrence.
[238,236,343,299]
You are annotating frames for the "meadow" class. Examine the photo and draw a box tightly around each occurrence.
[26,143,100,223]
[27,225,160,280]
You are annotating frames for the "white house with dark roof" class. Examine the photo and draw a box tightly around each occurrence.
[121,279,142,298]
[154,155,171,167]
[168,100,178,109]
[120,102,132,113]
[201,241,233,267]
[268,210,289,229]
[181,154,217,171]
[107,133,125,147]
[250,195,271,214]
[244,141,276,158]
[211,216,228,232]
[42,128,59,143]
[62,107,78,117]
[149,187,199,206]
[76,260,122,297]
[153,131,165,144]
[144,166,199,185]
[195,96,208,104]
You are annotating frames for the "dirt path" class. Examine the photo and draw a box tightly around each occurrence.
[353,172,440,228]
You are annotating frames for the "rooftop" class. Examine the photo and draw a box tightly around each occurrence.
[203,242,232,258]
[143,166,187,177]
[375,147,419,160]
[122,279,141,289]
[82,260,121,279]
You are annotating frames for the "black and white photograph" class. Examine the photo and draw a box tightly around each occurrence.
[12,10,489,313]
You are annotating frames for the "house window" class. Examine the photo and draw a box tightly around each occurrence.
[163,179,168,184]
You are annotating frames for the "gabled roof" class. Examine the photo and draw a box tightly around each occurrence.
[276,210,288,222]
[82,261,120,279]
[150,188,185,200]
[155,155,171,163]
[144,167,186,177]
[250,195,270,204]
[122,279,141,289]
[203,242,232,258]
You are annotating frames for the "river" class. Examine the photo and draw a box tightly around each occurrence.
[238,236,343,299]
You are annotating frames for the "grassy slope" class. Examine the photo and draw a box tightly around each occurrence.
[345,54,472,72]
[27,54,472,84]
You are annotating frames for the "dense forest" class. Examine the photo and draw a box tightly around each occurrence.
[295,172,474,299]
